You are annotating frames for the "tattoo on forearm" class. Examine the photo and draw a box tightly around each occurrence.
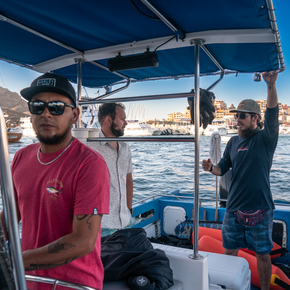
[77,214,94,230]
[25,257,77,271]
[48,238,76,254]
[76,214,88,220]
[217,167,222,174]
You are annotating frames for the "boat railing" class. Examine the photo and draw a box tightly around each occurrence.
[25,275,96,290]
[133,193,290,209]
[87,136,195,143]
[132,193,228,208]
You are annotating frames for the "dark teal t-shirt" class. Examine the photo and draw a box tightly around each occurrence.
[218,106,279,212]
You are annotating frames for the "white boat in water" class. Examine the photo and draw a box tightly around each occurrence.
[124,121,161,136]
[279,125,290,135]
[203,125,228,136]
[6,126,23,142]
[0,0,286,289]
[20,117,36,137]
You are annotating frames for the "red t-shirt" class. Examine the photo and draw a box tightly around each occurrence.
[12,138,110,290]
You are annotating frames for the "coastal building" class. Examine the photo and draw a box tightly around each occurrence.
[166,99,290,126]
[167,107,190,122]
[214,100,227,110]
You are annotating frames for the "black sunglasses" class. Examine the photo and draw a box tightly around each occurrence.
[28,101,75,115]
[235,112,255,120]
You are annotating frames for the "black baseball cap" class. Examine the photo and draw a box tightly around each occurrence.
[20,73,76,106]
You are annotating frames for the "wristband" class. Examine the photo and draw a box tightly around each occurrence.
[209,164,214,172]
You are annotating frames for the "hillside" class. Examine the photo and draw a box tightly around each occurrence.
[0,86,30,125]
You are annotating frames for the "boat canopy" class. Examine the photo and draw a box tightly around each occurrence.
[0,2,286,286]
[0,0,285,89]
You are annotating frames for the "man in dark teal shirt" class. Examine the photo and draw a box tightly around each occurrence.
[202,71,279,290]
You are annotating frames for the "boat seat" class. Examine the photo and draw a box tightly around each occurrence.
[103,279,182,289]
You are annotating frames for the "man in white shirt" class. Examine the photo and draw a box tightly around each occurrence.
[91,103,133,231]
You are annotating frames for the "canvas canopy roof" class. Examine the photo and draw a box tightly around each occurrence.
[0,0,285,89]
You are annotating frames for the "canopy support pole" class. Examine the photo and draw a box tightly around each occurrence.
[0,107,27,290]
[191,39,203,260]
[215,138,218,221]
[76,59,83,128]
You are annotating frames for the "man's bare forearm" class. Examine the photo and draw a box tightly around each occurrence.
[23,214,100,271]
[126,173,133,210]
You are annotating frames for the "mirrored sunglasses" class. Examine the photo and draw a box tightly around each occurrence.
[28,101,75,115]
[235,112,254,119]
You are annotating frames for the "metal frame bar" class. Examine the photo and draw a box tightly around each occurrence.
[79,80,132,105]
[265,0,285,72]
[140,0,185,39]
[199,42,225,91]
[78,90,194,105]
[0,13,83,56]
[88,70,242,90]
[87,136,195,142]
[25,275,95,290]
[0,108,27,290]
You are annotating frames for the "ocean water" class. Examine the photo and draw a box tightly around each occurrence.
[129,135,290,205]
[2,134,290,207]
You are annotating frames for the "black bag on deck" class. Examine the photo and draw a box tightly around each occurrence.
[101,228,174,290]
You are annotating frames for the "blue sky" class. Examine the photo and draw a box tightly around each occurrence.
[0,0,289,120]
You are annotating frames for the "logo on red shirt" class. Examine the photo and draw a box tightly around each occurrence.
[46,179,64,199]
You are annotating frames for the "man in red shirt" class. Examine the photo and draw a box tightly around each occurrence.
[1,72,110,289]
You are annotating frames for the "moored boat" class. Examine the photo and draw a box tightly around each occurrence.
[202,125,228,136]
[124,120,161,136]
[19,117,36,137]
[6,126,23,142]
